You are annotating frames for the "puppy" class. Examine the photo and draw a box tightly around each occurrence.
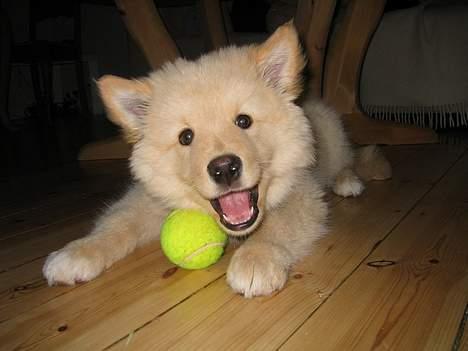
[43,23,390,298]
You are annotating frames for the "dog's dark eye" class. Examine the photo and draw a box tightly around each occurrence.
[179,128,194,146]
[235,114,252,129]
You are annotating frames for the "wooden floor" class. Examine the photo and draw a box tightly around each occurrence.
[0,142,467,350]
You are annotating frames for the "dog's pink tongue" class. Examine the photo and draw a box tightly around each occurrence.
[218,191,251,225]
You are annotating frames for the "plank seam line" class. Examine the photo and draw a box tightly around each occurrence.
[102,274,229,350]
[0,241,161,288]
[0,191,84,221]
[276,145,468,350]
[0,199,63,220]
[0,188,124,242]
[0,248,163,324]
[0,183,115,220]
[452,303,468,351]
[0,211,95,243]
[0,255,46,275]
[0,284,81,325]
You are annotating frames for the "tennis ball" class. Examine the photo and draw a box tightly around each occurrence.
[160,209,228,269]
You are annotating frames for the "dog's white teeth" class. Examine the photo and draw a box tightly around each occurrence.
[222,210,254,226]
[223,214,242,225]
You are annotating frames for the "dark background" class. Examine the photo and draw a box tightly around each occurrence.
[0,0,464,179]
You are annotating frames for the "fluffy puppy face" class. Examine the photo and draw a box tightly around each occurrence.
[97,23,315,236]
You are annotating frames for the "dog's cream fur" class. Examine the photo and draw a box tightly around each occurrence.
[43,23,390,297]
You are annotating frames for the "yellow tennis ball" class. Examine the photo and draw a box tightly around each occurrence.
[160,209,228,269]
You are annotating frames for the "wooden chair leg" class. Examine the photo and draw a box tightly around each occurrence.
[80,0,232,161]
[296,0,337,98]
[79,0,181,161]
[199,0,228,51]
[294,0,314,37]
[322,0,437,145]
[322,0,385,114]
[115,0,180,70]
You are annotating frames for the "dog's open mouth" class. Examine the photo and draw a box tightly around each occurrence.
[210,186,259,231]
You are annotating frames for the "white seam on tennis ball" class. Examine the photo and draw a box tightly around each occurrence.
[178,242,225,265]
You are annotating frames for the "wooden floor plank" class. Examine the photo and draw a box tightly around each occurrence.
[104,144,466,350]
[0,243,159,325]
[458,309,468,351]
[105,278,236,351]
[281,149,468,351]
[0,213,96,273]
[0,247,233,351]
[0,185,126,241]
[0,160,129,220]
[0,144,466,350]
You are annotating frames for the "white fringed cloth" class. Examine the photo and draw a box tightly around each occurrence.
[360,1,468,129]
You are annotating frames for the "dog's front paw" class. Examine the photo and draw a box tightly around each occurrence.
[333,169,364,197]
[43,240,106,286]
[227,242,292,298]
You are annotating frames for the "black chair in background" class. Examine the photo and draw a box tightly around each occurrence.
[1,0,92,169]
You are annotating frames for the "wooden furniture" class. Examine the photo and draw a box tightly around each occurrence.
[113,0,226,70]
[79,0,438,161]
[114,0,180,70]
[294,0,336,98]
[296,0,438,145]
[79,0,227,160]
[199,0,228,50]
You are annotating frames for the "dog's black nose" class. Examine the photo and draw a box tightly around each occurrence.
[207,154,242,186]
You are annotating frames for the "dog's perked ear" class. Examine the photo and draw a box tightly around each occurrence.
[255,21,305,100]
[97,75,152,143]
